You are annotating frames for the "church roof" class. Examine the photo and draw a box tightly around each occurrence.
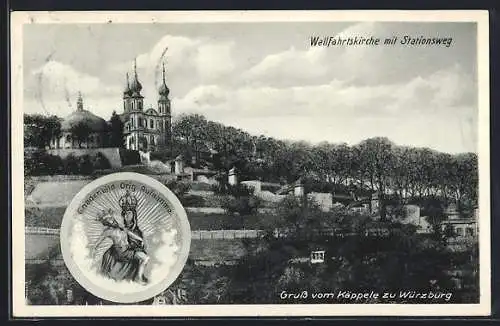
[61,93,108,132]
[129,59,143,96]
[123,72,132,98]
[61,110,109,132]
[158,83,170,96]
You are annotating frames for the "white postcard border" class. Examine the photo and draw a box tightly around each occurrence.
[10,10,491,317]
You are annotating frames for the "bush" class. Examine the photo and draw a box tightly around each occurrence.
[190,182,214,192]
[211,183,255,197]
[62,154,79,174]
[25,152,64,176]
[150,150,172,162]
[181,194,206,207]
[221,194,261,216]
[77,155,94,175]
[164,180,192,199]
[119,148,141,166]
[203,195,225,208]
[92,152,111,170]
[25,206,66,228]
[26,151,113,176]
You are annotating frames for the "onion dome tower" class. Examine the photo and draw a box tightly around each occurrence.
[157,61,172,148]
[128,59,144,112]
[123,72,133,112]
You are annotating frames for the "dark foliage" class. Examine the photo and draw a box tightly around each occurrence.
[26,152,112,176]
[119,148,141,165]
[109,111,124,148]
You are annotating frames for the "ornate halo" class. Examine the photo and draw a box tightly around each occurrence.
[60,172,191,303]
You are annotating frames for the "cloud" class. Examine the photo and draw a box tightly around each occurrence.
[244,22,476,88]
[195,41,236,81]
[25,60,122,117]
[110,35,238,98]
[243,46,330,87]
[176,64,473,118]
[173,63,477,153]
[31,60,120,99]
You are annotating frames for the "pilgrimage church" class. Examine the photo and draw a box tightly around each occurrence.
[121,60,172,151]
[49,60,172,152]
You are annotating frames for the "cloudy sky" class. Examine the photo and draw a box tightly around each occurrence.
[23,22,478,153]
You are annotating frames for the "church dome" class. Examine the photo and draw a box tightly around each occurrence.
[158,62,170,96]
[158,81,170,96]
[129,59,142,96]
[123,73,132,97]
[130,75,143,95]
[61,110,109,132]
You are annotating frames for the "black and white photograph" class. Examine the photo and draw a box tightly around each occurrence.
[11,11,490,317]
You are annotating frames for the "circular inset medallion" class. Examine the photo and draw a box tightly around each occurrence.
[60,172,191,303]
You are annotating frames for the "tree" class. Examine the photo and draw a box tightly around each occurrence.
[24,114,62,148]
[224,199,458,304]
[354,137,396,219]
[449,153,478,211]
[172,114,209,162]
[69,121,92,148]
[109,111,124,148]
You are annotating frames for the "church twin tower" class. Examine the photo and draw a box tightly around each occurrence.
[122,59,172,152]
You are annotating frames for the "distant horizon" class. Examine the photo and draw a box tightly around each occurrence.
[23,108,477,156]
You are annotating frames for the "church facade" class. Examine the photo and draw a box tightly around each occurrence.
[121,61,172,152]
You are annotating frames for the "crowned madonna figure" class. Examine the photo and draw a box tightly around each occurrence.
[93,191,150,285]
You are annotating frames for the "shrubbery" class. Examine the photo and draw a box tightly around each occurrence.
[180,194,206,207]
[25,151,64,176]
[212,183,262,215]
[25,151,112,176]
[150,150,172,162]
[220,195,261,216]
[119,148,141,166]
[211,183,254,197]
[164,180,192,199]
[92,152,112,170]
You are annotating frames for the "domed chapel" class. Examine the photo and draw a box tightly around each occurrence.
[50,92,109,149]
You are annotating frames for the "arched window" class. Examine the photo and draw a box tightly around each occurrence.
[130,117,134,128]
[150,119,154,129]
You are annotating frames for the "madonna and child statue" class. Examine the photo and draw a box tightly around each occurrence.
[60,173,191,303]
[93,191,150,285]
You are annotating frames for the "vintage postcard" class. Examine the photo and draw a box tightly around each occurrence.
[11,10,490,317]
